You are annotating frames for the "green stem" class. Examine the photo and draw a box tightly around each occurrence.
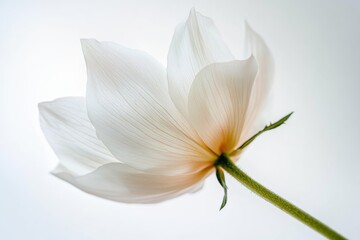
[215,154,346,240]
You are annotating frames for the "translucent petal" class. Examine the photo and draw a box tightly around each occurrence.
[188,58,258,154]
[38,97,118,176]
[55,163,212,203]
[82,39,214,175]
[240,23,275,141]
[167,9,234,119]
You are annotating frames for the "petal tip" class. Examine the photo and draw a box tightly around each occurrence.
[188,8,210,22]
[190,7,197,15]
[244,21,257,40]
[80,39,100,54]
[188,7,202,22]
[38,101,45,110]
[80,38,98,45]
[38,101,51,115]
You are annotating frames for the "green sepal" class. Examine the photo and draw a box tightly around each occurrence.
[237,112,293,151]
[216,166,228,210]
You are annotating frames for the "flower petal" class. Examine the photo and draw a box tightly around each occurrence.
[240,23,274,139]
[188,57,258,155]
[39,97,210,203]
[82,39,214,175]
[55,162,211,203]
[167,9,234,119]
[38,97,118,176]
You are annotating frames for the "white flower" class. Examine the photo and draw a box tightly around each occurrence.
[39,9,273,203]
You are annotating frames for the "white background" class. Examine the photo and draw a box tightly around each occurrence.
[1,0,359,239]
